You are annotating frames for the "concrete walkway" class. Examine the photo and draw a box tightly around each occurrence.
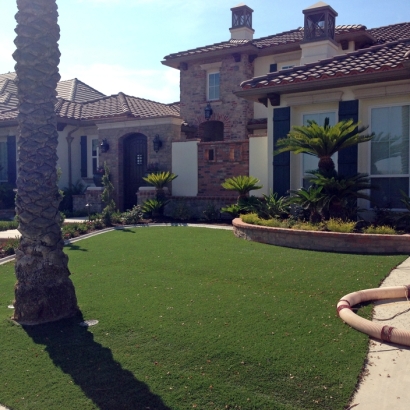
[1,225,409,410]
[349,257,410,409]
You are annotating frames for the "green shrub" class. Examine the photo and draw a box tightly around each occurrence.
[202,203,220,221]
[169,200,192,221]
[240,213,262,225]
[143,171,178,189]
[292,222,321,231]
[0,237,19,255]
[363,225,397,235]
[121,205,143,224]
[221,175,262,199]
[257,192,290,220]
[326,218,356,233]
[0,220,18,232]
[142,198,169,216]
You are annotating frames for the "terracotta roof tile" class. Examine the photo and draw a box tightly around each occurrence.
[240,39,410,90]
[368,22,410,43]
[163,25,369,60]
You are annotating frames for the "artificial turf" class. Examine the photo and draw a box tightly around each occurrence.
[0,227,406,409]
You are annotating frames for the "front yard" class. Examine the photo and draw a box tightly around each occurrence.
[0,227,406,409]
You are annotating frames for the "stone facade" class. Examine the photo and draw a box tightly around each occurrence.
[179,54,254,140]
[97,120,181,211]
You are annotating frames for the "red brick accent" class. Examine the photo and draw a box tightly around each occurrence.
[197,140,249,196]
[233,218,410,254]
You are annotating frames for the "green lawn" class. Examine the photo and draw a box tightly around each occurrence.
[0,227,406,410]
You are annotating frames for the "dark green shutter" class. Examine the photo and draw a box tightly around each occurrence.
[273,107,291,196]
[338,100,358,177]
[7,136,16,186]
[80,136,87,178]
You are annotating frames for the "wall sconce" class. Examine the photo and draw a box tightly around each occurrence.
[153,134,162,153]
[204,102,213,120]
[100,138,109,153]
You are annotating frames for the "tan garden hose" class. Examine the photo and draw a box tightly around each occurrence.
[337,285,410,346]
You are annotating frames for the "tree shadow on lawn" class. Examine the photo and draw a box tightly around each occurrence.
[65,243,88,252]
[23,313,170,410]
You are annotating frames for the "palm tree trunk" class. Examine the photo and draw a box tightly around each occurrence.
[12,0,78,325]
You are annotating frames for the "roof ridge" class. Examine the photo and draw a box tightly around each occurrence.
[118,92,132,115]
[368,21,410,31]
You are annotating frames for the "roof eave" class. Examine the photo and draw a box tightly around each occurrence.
[235,67,410,102]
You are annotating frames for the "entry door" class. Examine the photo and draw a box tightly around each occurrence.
[123,134,147,210]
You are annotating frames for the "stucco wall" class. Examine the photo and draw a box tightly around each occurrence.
[249,135,268,196]
[172,140,199,196]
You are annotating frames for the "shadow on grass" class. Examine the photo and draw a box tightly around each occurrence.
[23,313,170,410]
[65,244,88,252]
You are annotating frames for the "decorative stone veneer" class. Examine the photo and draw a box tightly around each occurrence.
[233,218,410,254]
[73,187,104,213]
[197,140,249,196]
[180,54,254,140]
[97,121,181,211]
[165,195,237,219]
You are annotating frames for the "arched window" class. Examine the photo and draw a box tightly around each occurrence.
[199,121,224,142]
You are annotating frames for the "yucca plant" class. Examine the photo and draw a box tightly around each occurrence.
[221,175,262,200]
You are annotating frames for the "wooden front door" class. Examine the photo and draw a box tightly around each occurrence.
[123,133,147,210]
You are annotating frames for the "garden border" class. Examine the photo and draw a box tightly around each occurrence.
[232,218,410,254]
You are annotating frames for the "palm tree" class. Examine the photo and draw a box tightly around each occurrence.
[274,119,374,174]
[12,0,78,324]
[221,175,262,200]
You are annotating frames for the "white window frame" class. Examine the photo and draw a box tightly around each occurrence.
[368,102,410,209]
[300,111,337,187]
[200,62,222,102]
[88,137,99,177]
[207,71,220,101]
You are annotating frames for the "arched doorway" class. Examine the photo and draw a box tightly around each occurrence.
[123,133,147,210]
[199,120,224,142]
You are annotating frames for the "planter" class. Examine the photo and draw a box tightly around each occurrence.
[232,218,410,254]
[93,174,104,187]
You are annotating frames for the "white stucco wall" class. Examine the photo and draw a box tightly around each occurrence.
[249,135,269,196]
[172,140,198,196]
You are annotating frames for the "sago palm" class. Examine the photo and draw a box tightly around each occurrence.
[221,175,262,200]
[12,0,78,324]
[274,119,374,174]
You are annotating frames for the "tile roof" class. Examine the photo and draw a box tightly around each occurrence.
[0,93,180,123]
[368,22,410,43]
[0,73,106,110]
[240,39,410,91]
[163,25,367,60]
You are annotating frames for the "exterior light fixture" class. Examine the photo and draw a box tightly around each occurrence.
[100,138,109,153]
[204,102,213,120]
[153,134,162,153]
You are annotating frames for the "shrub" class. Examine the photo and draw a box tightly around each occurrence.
[292,222,321,231]
[221,175,262,199]
[0,220,18,232]
[363,225,397,235]
[1,237,19,255]
[169,200,192,221]
[121,205,143,224]
[142,198,169,216]
[143,171,178,189]
[326,218,356,233]
[257,192,290,220]
[202,203,220,221]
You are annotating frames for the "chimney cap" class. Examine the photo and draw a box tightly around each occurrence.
[303,1,338,16]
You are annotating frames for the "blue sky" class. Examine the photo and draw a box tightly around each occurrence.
[1,0,409,103]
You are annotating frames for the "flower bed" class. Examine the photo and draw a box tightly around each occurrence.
[232,218,410,254]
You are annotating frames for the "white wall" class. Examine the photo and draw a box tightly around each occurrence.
[249,135,269,196]
[172,140,198,196]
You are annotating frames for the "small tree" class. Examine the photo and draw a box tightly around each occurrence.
[101,163,116,226]
[143,171,177,201]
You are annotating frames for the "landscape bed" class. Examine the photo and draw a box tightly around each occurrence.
[0,227,406,409]
[233,218,410,254]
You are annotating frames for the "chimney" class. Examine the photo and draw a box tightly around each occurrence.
[230,3,254,40]
[300,2,339,65]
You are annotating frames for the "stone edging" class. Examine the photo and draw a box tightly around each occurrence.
[232,218,410,254]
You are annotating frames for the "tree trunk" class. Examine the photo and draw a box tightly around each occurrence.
[12,0,78,325]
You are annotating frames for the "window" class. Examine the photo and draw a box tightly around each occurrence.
[281,65,295,70]
[370,105,410,208]
[302,112,337,187]
[0,141,7,182]
[91,138,99,174]
[208,72,220,101]
[205,148,215,162]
